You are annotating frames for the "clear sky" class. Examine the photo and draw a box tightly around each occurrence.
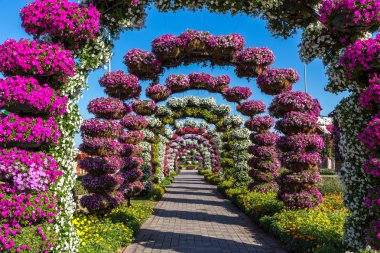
[0,1,348,145]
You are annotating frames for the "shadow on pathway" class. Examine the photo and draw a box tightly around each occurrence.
[122,170,286,253]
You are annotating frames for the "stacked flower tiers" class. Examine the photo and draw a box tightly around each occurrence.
[242,100,280,192]
[0,39,75,251]
[80,71,144,213]
[269,90,324,208]
[124,30,275,80]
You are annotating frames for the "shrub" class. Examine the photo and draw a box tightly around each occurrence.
[318,176,345,195]
[146,185,165,201]
[259,208,346,253]
[233,191,284,221]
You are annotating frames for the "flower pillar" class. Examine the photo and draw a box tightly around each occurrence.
[241,100,280,192]
[269,91,324,208]
[345,45,380,249]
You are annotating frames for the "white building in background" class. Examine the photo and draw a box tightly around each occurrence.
[317,116,335,170]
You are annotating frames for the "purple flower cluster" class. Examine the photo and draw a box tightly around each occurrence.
[119,181,144,196]
[0,113,61,147]
[269,91,321,118]
[179,29,216,52]
[131,100,157,116]
[0,186,59,251]
[121,169,143,183]
[278,133,325,152]
[250,132,279,146]
[280,188,323,209]
[146,84,172,102]
[245,116,274,133]
[80,119,123,138]
[121,114,149,130]
[79,156,124,175]
[359,74,380,111]
[88,97,130,119]
[151,34,184,62]
[82,172,124,194]
[358,115,380,152]
[119,130,145,144]
[166,74,191,92]
[364,156,380,178]
[79,136,123,157]
[237,100,266,117]
[2,0,98,249]
[0,76,67,117]
[235,47,275,77]
[123,49,162,80]
[21,0,100,49]
[319,0,380,43]
[341,35,380,78]
[222,86,252,102]
[270,90,323,208]
[80,192,124,215]
[99,71,141,100]
[247,109,280,192]
[151,30,245,65]
[257,69,300,95]
[0,148,62,192]
[0,39,75,85]
[275,111,318,135]
[123,156,144,170]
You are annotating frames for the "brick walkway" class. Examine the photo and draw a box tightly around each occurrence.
[122,170,286,253]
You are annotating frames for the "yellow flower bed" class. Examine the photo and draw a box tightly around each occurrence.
[72,201,155,253]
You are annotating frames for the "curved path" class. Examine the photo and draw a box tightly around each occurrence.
[123,170,286,253]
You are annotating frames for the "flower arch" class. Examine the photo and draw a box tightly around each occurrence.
[1,0,379,250]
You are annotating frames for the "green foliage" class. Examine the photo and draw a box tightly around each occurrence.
[198,169,212,176]
[205,174,221,185]
[73,176,88,196]
[145,185,166,201]
[74,201,155,253]
[217,180,234,196]
[234,191,285,221]
[318,176,345,195]
[319,168,337,175]
[260,207,346,253]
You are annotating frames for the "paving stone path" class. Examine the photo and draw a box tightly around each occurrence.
[122,170,286,253]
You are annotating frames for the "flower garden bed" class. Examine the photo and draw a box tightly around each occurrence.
[200,169,348,253]
[72,171,179,253]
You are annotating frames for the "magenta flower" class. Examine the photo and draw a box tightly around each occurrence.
[0,148,62,192]
[123,49,162,80]
[257,68,299,95]
[99,71,141,100]
[88,97,130,119]
[121,115,148,130]
[21,0,100,49]
[146,84,172,102]
[237,100,266,116]
[0,39,75,85]
[222,86,252,102]
[0,114,61,147]
[245,116,274,132]
[131,100,157,116]
[269,91,321,118]
[0,76,67,116]
[80,119,123,138]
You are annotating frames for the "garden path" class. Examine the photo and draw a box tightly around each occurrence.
[122,170,286,253]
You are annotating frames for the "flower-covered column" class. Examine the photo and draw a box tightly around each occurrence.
[269,91,324,208]
[79,97,127,213]
[345,44,380,249]
[241,100,280,192]
[120,114,148,205]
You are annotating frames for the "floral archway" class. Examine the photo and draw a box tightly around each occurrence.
[0,0,379,251]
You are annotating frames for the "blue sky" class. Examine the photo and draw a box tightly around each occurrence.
[0,1,348,145]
